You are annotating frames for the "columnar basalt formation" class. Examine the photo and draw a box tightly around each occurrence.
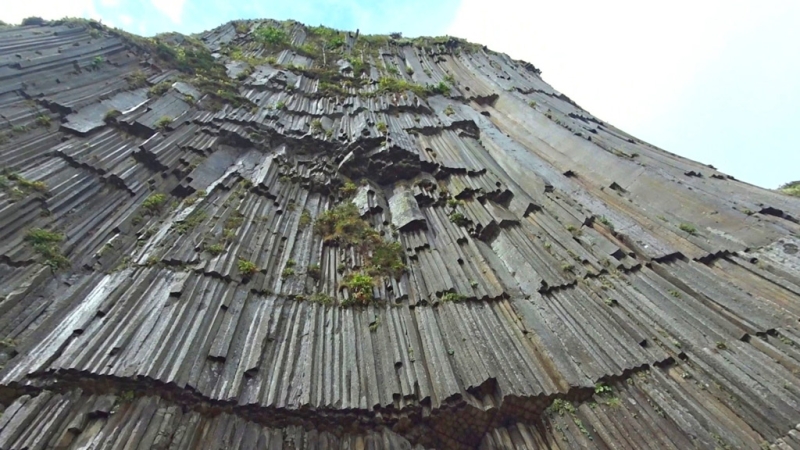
[0,18,799,449]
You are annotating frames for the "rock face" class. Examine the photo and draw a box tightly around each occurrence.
[0,18,799,450]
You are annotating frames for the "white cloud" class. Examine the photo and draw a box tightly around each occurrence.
[1,0,100,24]
[447,0,765,130]
[118,14,133,26]
[150,0,186,24]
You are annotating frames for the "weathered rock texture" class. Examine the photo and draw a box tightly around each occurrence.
[1,18,799,450]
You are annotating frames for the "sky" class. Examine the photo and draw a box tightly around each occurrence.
[2,1,798,189]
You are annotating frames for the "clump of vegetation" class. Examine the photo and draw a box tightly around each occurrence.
[428,81,451,96]
[275,101,286,110]
[255,25,288,45]
[173,209,207,234]
[298,209,312,229]
[376,121,388,134]
[367,241,406,278]
[152,35,219,76]
[528,100,537,108]
[21,17,46,26]
[443,105,455,116]
[281,267,295,279]
[307,263,321,279]
[221,210,245,241]
[142,193,167,213]
[117,390,135,404]
[234,21,249,34]
[148,81,172,97]
[442,292,467,302]
[548,398,576,417]
[779,180,800,197]
[104,109,121,122]
[449,212,469,227]
[310,119,323,133]
[314,203,370,246]
[205,243,225,255]
[125,70,148,88]
[341,271,374,304]
[6,173,47,194]
[596,215,614,230]
[36,115,51,127]
[594,383,612,395]
[447,198,463,209]
[309,292,335,306]
[154,116,173,130]
[25,228,70,270]
[314,202,407,285]
[237,259,258,277]
[91,56,104,69]
[679,223,697,235]
[377,77,427,97]
[339,181,358,197]
[369,316,381,332]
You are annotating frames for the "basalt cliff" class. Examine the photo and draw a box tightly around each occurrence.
[0,18,799,449]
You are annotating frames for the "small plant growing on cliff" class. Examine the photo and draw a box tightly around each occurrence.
[142,193,167,213]
[21,16,46,26]
[25,228,69,270]
[341,272,374,304]
[443,105,455,116]
[205,243,225,255]
[298,209,311,229]
[594,383,612,395]
[679,223,697,235]
[376,121,388,134]
[307,263,321,279]
[779,180,800,197]
[126,70,148,88]
[154,116,172,130]
[447,198,462,209]
[449,212,469,227]
[596,215,614,230]
[339,181,358,197]
[368,241,406,277]
[442,292,467,302]
[237,259,257,276]
[117,390,135,404]
[310,119,323,133]
[275,101,286,110]
[7,173,47,193]
[148,81,171,97]
[104,109,121,122]
[428,81,451,96]
[255,26,287,45]
[36,115,51,127]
